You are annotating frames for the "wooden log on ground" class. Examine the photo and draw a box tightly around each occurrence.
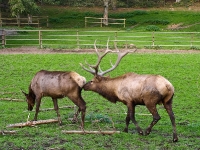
[23,106,75,112]
[0,130,17,135]
[7,119,58,128]
[0,98,24,102]
[62,130,120,135]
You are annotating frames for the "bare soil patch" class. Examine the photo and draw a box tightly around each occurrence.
[0,47,200,54]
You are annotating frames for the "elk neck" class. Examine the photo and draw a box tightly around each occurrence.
[83,75,121,103]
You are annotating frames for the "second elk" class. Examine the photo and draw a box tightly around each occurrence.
[22,70,86,129]
[80,40,178,142]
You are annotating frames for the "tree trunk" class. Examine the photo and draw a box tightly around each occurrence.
[103,0,109,26]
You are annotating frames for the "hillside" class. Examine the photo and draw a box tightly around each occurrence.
[36,5,200,31]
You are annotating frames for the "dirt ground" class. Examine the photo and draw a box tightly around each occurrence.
[0,47,200,54]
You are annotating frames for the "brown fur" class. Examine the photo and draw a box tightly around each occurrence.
[22,70,86,129]
[83,72,178,142]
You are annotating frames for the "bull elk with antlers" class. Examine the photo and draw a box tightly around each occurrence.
[80,40,178,142]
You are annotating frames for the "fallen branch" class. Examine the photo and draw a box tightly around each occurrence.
[23,106,75,112]
[0,130,17,135]
[0,98,24,102]
[62,130,120,135]
[7,119,58,128]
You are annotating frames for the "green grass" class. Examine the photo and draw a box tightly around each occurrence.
[37,6,200,31]
[0,53,200,149]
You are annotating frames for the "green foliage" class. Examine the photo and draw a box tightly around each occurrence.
[146,25,160,31]
[144,19,170,25]
[9,0,39,17]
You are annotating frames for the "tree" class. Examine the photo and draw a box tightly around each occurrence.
[9,0,39,17]
[103,0,109,25]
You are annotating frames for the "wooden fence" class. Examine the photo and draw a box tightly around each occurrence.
[85,17,126,28]
[0,16,49,27]
[1,29,200,50]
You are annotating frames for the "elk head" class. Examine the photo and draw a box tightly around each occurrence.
[80,39,135,92]
[21,89,35,111]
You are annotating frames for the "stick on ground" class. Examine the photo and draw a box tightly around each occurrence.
[7,119,58,128]
[0,98,24,102]
[62,130,120,135]
[0,130,17,135]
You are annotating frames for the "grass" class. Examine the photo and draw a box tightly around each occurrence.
[0,53,200,149]
[37,6,200,30]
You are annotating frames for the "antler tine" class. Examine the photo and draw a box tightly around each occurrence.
[80,39,113,75]
[79,63,96,75]
[99,42,132,76]
[89,39,112,71]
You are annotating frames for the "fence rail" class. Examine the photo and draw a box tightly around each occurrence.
[85,17,126,28]
[1,29,200,50]
[0,16,49,27]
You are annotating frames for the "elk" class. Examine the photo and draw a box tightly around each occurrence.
[22,70,86,129]
[80,40,178,142]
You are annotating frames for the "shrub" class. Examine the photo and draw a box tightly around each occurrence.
[146,25,160,31]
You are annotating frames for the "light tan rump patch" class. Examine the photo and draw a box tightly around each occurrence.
[70,72,86,88]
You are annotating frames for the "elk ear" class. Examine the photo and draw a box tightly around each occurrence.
[21,89,28,96]
[95,75,103,81]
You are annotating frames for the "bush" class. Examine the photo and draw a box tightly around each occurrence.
[144,19,170,25]
[146,25,160,31]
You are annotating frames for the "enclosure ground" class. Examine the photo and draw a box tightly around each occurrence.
[0,47,200,54]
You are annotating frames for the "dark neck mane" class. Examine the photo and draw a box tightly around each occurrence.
[96,85,119,103]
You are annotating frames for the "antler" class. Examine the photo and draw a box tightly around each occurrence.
[80,39,135,76]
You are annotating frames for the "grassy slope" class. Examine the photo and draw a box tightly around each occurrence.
[38,5,200,31]
[0,53,200,149]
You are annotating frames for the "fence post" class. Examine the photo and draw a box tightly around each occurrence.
[47,16,49,28]
[152,32,155,47]
[190,33,194,47]
[38,19,40,28]
[124,19,126,28]
[17,15,20,27]
[39,30,42,48]
[77,30,80,50]
[114,31,118,46]
[85,17,87,28]
[1,29,5,48]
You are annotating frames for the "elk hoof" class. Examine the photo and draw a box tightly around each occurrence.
[123,128,128,133]
[137,128,143,135]
[72,117,78,124]
[145,129,151,135]
[138,130,144,135]
[173,134,178,142]
[59,121,63,126]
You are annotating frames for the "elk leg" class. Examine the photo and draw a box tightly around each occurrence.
[52,98,62,125]
[69,95,86,130]
[163,101,178,142]
[145,105,161,135]
[126,104,143,135]
[72,108,80,123]
[123,111,130,133]
[33,97,42,121]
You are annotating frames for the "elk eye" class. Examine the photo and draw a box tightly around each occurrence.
[90,81,93,84]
